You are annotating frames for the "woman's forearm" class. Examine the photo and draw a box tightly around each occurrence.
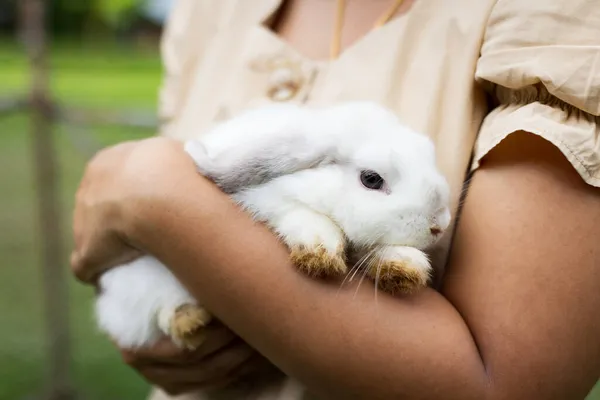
[130,175,487,399]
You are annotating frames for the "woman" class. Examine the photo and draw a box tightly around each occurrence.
[71,0,600,399]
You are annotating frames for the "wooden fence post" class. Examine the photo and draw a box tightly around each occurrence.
[21,0,74,399]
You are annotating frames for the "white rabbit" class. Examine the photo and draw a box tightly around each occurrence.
[95,101,451,351]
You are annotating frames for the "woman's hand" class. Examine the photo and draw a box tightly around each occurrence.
[121,322,273,395]
[70,137,273,393]
[70,137,197,284]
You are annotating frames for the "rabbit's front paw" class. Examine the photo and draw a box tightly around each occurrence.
[160,304,212,350]
[369,246,431,295]
[290,243,346,278]
[274,209,347,278]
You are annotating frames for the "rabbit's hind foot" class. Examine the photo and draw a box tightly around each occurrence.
[170,304,212,350]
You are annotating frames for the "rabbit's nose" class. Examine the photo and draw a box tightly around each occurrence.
[430,225,443,236]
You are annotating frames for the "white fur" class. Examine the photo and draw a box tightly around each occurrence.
[96,255,197,349]
[95,101,451,350]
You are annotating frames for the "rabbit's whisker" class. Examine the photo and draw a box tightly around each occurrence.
[353,253,378,300]
[363,233,383,250]
[374,250,384,309]
[348,248,376,283]
[336,247,376,297]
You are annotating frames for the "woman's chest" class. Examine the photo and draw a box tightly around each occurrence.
[169,0,495,138]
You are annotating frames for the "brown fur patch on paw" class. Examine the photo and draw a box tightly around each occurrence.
[369,260,429,295]
[170,304,212,350]
[290,244,347,278]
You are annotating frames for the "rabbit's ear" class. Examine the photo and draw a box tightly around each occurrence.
[184,106,337,194]
[185,137,333,194]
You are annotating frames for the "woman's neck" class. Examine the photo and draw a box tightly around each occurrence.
[271,0,412,61]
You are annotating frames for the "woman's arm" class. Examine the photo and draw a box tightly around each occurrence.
[73,132,600,399]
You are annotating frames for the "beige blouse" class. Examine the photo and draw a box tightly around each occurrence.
[151,0,600,399]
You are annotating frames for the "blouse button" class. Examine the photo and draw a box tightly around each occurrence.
[249,55,305,102]
[267,66,302,101]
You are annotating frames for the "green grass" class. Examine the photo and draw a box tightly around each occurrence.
[1,38,599,400]
[0,38,162,108]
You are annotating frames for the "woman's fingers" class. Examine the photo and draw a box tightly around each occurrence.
[69,137,189,284]
[132,341,257,393]
[120,324,238,366]
[118,323,260,394]
[139,341,254,382]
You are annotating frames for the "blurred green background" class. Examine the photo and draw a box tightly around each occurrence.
[0,0,599,399]
[0,44,158,400]
[1,0,161,398]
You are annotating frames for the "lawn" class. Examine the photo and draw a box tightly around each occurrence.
[0,38,599,400]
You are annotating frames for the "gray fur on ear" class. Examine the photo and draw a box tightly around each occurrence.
[183,105,338,194]
[186,139,334,194]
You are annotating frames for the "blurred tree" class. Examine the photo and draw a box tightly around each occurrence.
[48,0,92,35]
[0,0,17,33]
[94,0,143,30]
[53,0,150,37]
[50,0,145,38]
[0,0,151,37]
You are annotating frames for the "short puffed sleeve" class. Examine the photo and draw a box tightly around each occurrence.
[472,0,600,187]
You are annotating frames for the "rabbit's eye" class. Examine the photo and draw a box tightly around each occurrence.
[360,170,385,190]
